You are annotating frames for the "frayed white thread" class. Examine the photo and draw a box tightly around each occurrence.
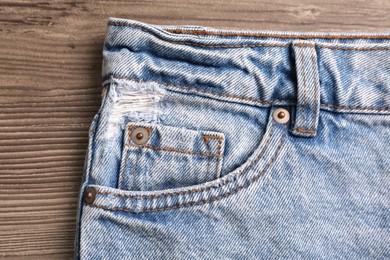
[105,78,166,139]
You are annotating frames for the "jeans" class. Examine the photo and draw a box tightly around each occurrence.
[74,17,390,259]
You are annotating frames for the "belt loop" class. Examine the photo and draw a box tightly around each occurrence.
[291,41,321,138]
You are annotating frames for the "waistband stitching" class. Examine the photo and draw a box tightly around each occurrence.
[109,21,288,49]
[108,21,390,51]
[163,28,390,40]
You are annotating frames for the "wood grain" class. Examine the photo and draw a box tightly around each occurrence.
[0,0,389,258]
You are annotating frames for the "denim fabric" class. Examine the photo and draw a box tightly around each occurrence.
[75,17,390,259]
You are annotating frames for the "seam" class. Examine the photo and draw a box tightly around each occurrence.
[294,128,316,133]
[110,76,390,112]
[202,135,224,143]
[320,103,390,111]
[97,121,276,199]
[112,75,288,105]
[204,139,210,176]
[108,21,390,43]
[108,22,390,40]
[161,28,390,40]
[320,45,390,51]
[294,43,315,47]
[108,21,288,49]
[85,123,285,213]
[202,135,223,178]
[311,52,318,131]
[127,143,222,158]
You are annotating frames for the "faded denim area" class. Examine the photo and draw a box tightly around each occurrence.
[75,18,390,259]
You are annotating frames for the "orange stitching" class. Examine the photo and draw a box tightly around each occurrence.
[108,22,390,51]
[111,76,390,112]
[294,43,315,47]
[97,122,276,199]
[84,124,285,213]
[108,21,288,49]
[108,22,390,50]
[126,143,222,158]
[294,128,316,133]
[109,22,390,40]
[217,137,222,158]
[201,135,224,178]
[202,135,224,143]
[162,28,390,40]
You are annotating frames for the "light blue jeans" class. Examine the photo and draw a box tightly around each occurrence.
[75,17,390,259]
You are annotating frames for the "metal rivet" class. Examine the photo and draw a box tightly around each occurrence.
[273,108,290,124]
[84,187,96,204]
[131,127,149,145]
[277,111,285,119]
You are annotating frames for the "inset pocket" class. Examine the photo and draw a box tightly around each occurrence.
[118,122,225,191]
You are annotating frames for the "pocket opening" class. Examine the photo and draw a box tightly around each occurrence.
[118,122,226,191]
[84,106,287,213]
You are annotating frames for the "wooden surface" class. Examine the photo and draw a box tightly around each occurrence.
[0,0,389,258]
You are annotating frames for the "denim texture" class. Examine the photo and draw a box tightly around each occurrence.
[75,17,390,259]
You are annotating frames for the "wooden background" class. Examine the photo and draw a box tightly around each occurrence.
[0,0,389,259]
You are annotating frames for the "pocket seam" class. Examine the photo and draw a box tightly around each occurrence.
[84,122,285,213]
[101,121,276,199]
[126,143,223,158]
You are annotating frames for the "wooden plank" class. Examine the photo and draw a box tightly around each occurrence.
[0,0,389,258]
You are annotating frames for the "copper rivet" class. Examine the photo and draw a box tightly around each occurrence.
[277,111,285,119]
[273,108,290,124]
[84,187,96,204]
[131,127,150,145]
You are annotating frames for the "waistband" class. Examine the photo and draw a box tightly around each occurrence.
[102,17,390,114]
